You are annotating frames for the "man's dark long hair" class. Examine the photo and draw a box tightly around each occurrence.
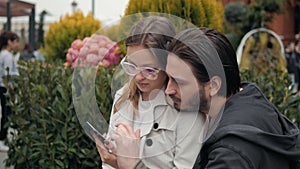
[167,27,241,98]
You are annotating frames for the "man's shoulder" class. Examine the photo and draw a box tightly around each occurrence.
[198,133,263,168]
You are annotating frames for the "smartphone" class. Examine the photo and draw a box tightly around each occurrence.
[86,121,106,144]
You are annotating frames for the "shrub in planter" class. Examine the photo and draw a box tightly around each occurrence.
[4,60,114,168]
[239,30,286,76]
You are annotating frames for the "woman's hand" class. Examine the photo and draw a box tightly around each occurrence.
[111,122,141,169]
[94,134,118,168]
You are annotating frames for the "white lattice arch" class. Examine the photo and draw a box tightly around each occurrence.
[236,27,285,65]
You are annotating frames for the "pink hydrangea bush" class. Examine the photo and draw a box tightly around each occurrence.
[65,34,123,68]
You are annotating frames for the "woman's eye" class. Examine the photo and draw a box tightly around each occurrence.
[128,65,138,72]
[145,68,156,73]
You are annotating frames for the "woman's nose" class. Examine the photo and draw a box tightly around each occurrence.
[135,71,146,81]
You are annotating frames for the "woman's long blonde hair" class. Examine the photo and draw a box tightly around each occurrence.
[113,16,176,117]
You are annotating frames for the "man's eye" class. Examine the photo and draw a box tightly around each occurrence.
[176,81,185,86]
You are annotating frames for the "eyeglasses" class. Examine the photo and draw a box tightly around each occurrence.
[120,56,161,80]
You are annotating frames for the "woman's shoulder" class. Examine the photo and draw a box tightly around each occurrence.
[114,86,127,100]
[0,50,12,57]
[0,50,13,62]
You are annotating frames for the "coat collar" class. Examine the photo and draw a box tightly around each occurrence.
[112,87,178,137]
[138,89,178,137]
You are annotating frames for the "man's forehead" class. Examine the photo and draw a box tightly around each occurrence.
[166,53,195,80]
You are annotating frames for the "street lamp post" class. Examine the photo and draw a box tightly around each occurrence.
[71,0,78,13]
[92,0,95,16]
[6,0,11,31]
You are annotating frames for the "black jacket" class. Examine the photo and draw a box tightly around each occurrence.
[193,83,300,169]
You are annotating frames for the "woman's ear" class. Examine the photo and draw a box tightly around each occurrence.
[209,76,222,97]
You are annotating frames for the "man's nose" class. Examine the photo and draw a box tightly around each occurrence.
[165,78,176,95]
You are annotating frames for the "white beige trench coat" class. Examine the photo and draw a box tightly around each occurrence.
[102,87,207,169]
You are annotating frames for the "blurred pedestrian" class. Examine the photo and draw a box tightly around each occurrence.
[34,50,45,61]
[0,30,20,152]
[294,40,300,94]
[284,41,299,92]
[20,43,35,61]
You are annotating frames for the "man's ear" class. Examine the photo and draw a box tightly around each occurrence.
[209,76,222,97]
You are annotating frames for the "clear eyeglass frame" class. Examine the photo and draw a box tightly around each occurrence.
[120,56,161,80]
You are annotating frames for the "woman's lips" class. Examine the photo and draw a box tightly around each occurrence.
[137,82,149,88]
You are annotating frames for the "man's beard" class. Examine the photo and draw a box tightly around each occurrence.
[167,88,209,113]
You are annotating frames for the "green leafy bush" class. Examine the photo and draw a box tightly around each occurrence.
[124,0,224,32]
[240,68,300,127]
[240,31,286,75]
[43,11,101,62]
[224,2,248,50]
[238,28,300,126]
[4,61,114,168]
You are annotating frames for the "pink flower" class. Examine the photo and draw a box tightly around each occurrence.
[65,34,123,68]
[71,39,84,50]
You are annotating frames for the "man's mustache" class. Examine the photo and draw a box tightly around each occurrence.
[168,94,181,103]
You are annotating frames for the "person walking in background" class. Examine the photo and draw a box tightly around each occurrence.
[0,31,20,152]
[295,40,300,95]
[20,43,35,61]
[33,44,45,61]
[95,16,207,169]
[284,41,299,92]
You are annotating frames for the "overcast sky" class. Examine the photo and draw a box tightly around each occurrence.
[14,0,129,25]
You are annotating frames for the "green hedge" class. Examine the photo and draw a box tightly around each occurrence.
[4,61,114,168]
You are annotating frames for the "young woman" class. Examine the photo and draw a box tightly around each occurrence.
[95,16,207,169]
[0,31,20,152]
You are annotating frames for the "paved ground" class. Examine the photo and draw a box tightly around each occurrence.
[0,152,12,169]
